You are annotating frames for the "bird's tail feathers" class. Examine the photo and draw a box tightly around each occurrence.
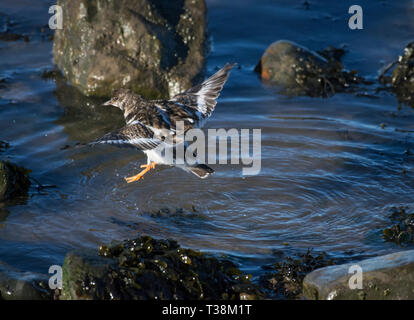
[187,164,214,179]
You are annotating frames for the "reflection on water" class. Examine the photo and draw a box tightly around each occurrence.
[53,76,125,144]
[0,0,414,278]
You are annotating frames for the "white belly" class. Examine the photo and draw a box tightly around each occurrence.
[144,142,187,166]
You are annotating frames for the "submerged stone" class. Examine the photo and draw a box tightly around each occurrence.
[255,40,364,97]
[0,161,31,202]
[303,250,414,300]
[61,236,263,300]
[53,0,207,99]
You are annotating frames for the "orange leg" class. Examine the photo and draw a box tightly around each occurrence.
[125,162,157,183]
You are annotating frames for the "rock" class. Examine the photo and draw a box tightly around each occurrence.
[259,250,335,300]
[53,0,207,99]
[303,250,414,300]
[0,161,31,202]
[0,270,50,300]
[255,40,364,97]
[61,236,263,300]
[382,207,414,246]
[391,42,414,107]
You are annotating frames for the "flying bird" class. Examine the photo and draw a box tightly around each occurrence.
[92,63,235,183]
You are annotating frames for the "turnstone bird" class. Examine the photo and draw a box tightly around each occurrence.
[92,63,235,183]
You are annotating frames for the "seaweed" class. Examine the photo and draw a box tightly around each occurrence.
[382,207,414,245]
[260,249,335,300]
[63,236,263,300]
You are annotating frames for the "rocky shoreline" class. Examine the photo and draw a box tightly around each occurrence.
[1,234,414,300]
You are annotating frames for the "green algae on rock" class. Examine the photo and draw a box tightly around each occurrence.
[255,40,365,97]
[61,236,263,300]
[382,207,414,246]
[0,161,31,202]
[303,250,414,300]
[53,0,207,99]
[260,249,335,300]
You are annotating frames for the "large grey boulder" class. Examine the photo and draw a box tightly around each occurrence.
[53,0,207,99]
[303,250,414,300]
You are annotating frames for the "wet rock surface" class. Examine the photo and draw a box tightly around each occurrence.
[382,207,414,246]
[53,0,207,99]
[260,250,335,299]
[303,250,414,300]
[0,270,51,300]
[62,236,263,300]
[0,161,31,202]
[255,40,365,97]
[390,42,414,107]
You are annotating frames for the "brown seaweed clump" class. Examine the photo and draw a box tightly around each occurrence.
[260,249,335,300]
[382,207,414,245]
[62,236,263,300]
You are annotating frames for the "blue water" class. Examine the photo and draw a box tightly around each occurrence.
[0,0,414,282]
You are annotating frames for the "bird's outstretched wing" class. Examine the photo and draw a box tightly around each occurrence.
[170,63,236,119]
[90,122,162,150]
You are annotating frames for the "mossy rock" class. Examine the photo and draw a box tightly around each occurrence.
[61,236,263,300]
[0,161,31,202]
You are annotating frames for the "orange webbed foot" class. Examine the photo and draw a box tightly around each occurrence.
[125,162,157,183]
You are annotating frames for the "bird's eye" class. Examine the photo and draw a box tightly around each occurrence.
[114,97,118,101]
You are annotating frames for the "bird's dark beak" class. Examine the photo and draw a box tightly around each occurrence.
[103,99,113,106]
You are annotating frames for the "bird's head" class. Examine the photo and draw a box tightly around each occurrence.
[103,89,142,111]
